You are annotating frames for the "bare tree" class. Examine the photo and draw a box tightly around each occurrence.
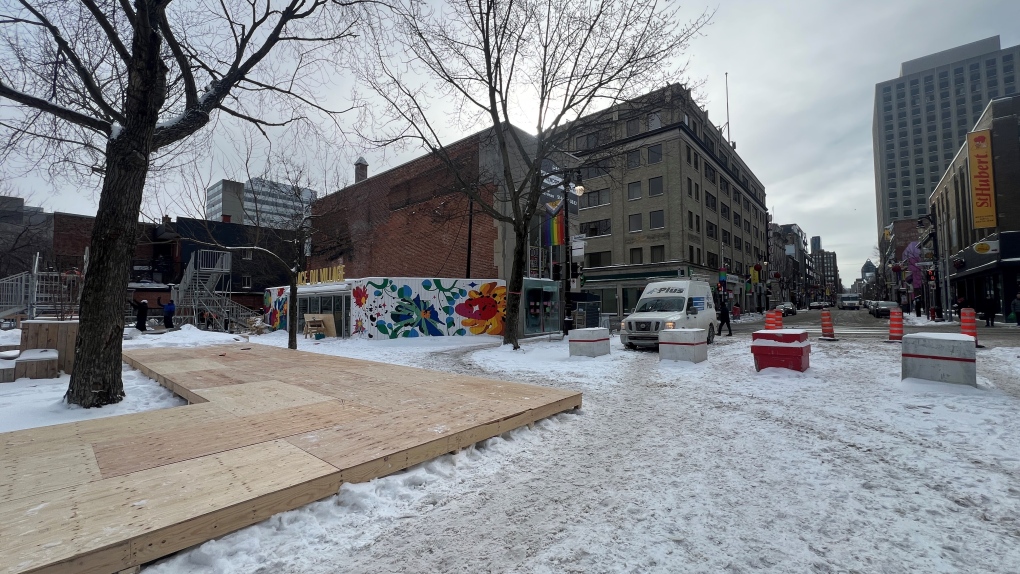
[0,0,361,407]
[357,0,711,348]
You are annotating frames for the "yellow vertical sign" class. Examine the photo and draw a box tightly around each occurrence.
[967,130,997,229]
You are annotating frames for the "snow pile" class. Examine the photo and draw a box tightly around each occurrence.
[252,329,501,367]
[123,324,247,349]
[0,364,184,433]
[903,313,957,326]
[0,328,22,346]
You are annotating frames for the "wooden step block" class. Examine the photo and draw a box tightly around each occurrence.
[0,358,14,383]
[15,348,59,380]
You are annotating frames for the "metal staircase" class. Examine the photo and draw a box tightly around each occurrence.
[172,250,261,332]
[0,252,85,321]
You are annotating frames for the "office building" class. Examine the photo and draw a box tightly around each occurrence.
[569,85,770,314]
[812,249,840,301]
[929,93,1020,319]
[873,36,1019,238]
[810,235,821,254]
[206,177,317,228]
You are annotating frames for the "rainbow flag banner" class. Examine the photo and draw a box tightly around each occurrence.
[543,209,565,246]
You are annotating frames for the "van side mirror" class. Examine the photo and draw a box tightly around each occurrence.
[687,307,698,315]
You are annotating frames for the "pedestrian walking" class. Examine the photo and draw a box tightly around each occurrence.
[128,299,148,331]
[983,295,997,327]
[717,300,732,336]
[1011,293,1020,326]
[157,297,176,329]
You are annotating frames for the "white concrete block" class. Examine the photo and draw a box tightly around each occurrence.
[902,333,976,387]
[658,329,708,363]
[569,328,610,357]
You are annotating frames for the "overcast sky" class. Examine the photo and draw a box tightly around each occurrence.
[9,0,1020,283]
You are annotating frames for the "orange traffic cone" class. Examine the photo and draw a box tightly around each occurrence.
[765,310,776,330]
[774,310,784,329]
[960,308,981,348]
[819,309,837,341]
[887,308,903,342]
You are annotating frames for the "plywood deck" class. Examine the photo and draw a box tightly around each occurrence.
[0,343,581,574]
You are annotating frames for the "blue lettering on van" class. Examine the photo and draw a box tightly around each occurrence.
[653,287,685,294]
[691,297,706,310]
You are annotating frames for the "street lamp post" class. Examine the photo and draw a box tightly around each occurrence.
[917,213,942,319]
[559,169,584,335]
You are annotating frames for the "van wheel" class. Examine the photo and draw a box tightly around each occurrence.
[706,328,715,344]
[625,343,636,350]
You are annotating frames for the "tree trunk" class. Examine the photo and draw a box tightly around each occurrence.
[502,224,530,350]
[65,4,167,407]
[288,273,298,349]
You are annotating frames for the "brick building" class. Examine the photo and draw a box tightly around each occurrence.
[310,132,503,279]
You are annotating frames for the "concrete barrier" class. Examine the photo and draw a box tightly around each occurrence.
[902,333,976,386]
[751,329,810,372]
[568,327,611,357]
[658,328,707,363]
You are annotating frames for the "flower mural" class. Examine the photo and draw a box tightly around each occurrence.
[455,282,506,335]
[353,285,369,307]
[351,277,506,339]
[265,287,288,330]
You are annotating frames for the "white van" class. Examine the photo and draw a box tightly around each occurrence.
[620,280,718,348]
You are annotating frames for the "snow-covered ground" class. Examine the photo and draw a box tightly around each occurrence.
[0,325,246,433]
[139,331,1020,574]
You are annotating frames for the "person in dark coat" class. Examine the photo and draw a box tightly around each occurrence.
[157,297,176,329]
[983,295,997,327]
[128,299,148,331]
[717,300,732,336]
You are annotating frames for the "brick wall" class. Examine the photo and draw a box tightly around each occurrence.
[312,136,502,280]
[52,212,156,271]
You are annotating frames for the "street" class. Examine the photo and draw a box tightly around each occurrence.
[730,307,1020,348]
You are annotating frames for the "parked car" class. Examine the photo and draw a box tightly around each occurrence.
[808,301,825,310]
[775,302,797,316]
[871,301,899,318]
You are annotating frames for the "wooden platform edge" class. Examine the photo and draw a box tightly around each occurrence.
[23,472,345,574]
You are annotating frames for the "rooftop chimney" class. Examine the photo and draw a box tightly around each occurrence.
[354,156,368,183]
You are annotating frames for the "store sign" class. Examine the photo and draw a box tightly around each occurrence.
[967,130,997,229]
[298,265,345,285]
[973,240,1000,255]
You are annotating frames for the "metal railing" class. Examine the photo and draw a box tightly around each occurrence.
[172,250,261,333]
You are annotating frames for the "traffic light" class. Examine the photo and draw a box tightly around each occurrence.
[571,262,581,277]
[552,263,562,281]
[927,269,936,282]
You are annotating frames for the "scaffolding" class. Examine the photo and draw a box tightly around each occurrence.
[172,250,261,332]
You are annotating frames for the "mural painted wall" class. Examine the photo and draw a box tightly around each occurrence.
[352,277,506,339]
[264,287,289,330]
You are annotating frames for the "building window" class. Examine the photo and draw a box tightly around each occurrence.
[650,245,665,263]
[694,183,700,201]
[697,248,701,265]
[648,176,663,196]
[721,229,730,245]
[242,275,252,289]
[693,153,700,171]
[734,213,741,226]
[688,210,693,228]
[627,149,641,168]
[649,210,664,229]
[243,248,253,260]
[707,251,718,268]
[704,164,717,183]
[629,213,642,232]
[585,251,611,267]
[687,178,693,197]
[706,192,717,210]
[575,133,598,150]
[696,214,701,232]
[706,221,716,239]
[721,203,730,218]
[579,188,610,209]
[648,111,662,130]
[580,160,611,179]
[734,236,742,250]
[647,144,662,164]
[581,219,611,237]
[630,247,643,264]
[628,181,642,200]
[626,117,640,137]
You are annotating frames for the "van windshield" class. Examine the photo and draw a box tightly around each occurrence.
[634,297,686,313]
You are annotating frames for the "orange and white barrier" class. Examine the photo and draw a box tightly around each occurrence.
[888,308,903,342]
[765,311,777,330]
[960,308,978,347]
[819,309,837,341]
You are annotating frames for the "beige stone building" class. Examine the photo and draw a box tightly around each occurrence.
[567,86,769,317]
